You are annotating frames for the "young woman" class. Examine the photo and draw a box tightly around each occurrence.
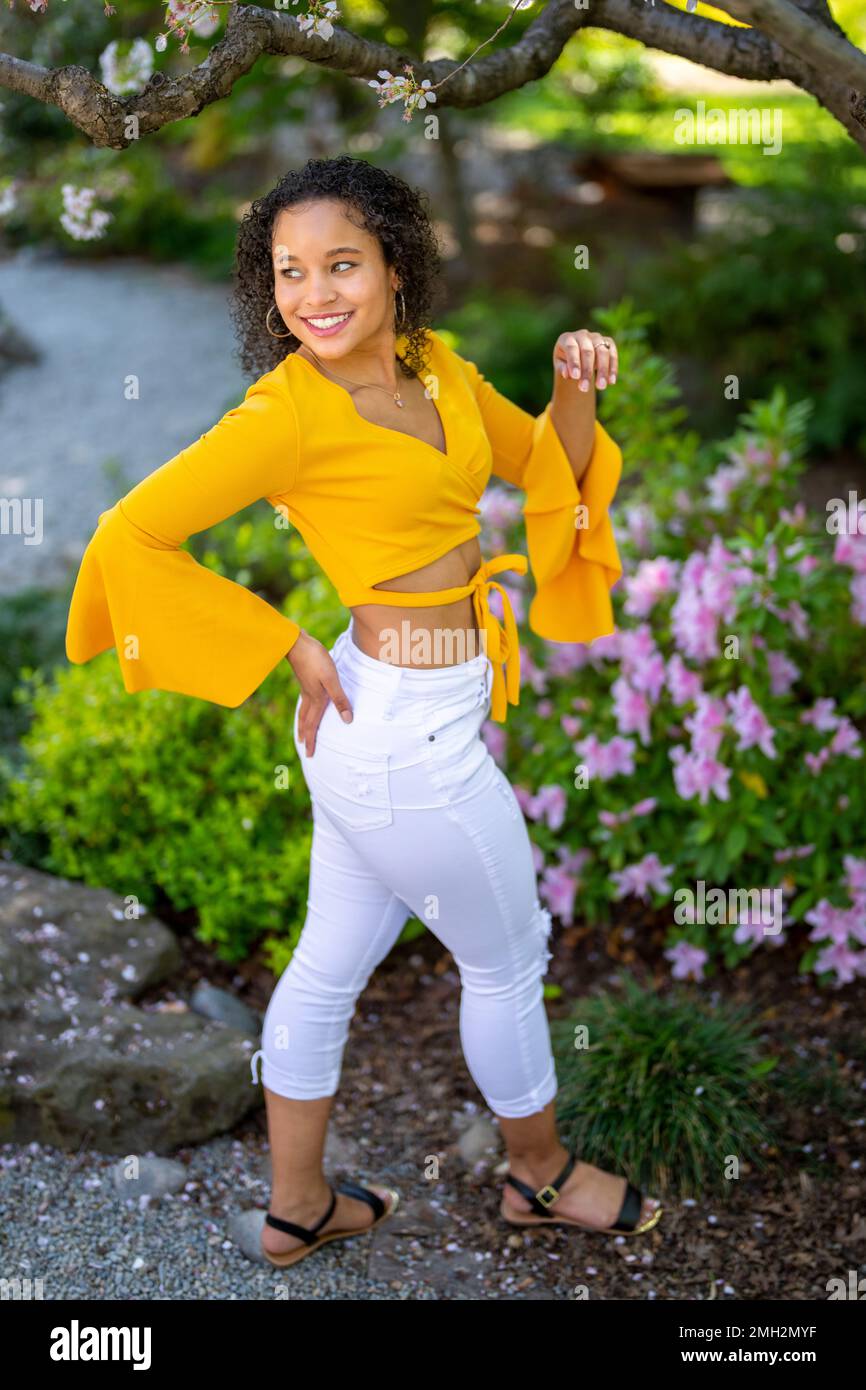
[66,155,663,1270]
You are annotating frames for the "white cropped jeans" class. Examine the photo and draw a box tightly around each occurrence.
[251,620,557,1119]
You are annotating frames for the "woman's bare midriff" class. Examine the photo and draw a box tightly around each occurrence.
[349,535,485,668]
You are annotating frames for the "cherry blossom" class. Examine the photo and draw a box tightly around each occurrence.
[99,38,154,96]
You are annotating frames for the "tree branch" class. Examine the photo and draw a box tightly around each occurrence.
[716,0,866,93]
[591,0,788,82]
[0,0,864,152]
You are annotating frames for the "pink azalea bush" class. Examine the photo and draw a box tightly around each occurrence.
[481,304,866,988]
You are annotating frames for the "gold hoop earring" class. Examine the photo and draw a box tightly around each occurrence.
[266,303,292,339]
[395,288,406,329]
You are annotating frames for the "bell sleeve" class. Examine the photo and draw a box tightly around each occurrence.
[459,354,623,644]
[65,374,303,708]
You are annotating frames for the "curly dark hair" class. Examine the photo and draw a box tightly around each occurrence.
[229,155,444,381]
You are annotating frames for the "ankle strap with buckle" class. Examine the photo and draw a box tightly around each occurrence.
[504,1150,577,1217]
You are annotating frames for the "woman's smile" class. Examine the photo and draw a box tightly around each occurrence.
[298,309,355,337]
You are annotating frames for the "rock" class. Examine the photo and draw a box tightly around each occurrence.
[366,1248,412,1283]
[456,1115,501,1168]
[384,1195,452,1236]
[0,862,263,1153]
[0,866,180,1010]
[110,1156,188,1198]
[189,981,261,1034]
[228,1208,268,1264]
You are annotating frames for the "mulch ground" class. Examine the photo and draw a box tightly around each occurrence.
[166,906,866,1301]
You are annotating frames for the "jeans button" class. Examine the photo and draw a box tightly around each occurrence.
[428,734,435,742]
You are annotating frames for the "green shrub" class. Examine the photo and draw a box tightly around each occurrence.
[549,975,779,1199]
[192,510,310,605]
[2,654,311,967]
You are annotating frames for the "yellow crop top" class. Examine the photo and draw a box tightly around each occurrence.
[65,327,623,722]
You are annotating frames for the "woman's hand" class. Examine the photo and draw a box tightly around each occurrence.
[286,631,353,758]
[549,329,619,488]
[553,330,619,394]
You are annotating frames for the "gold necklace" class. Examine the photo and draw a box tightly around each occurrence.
[302,342,407,408]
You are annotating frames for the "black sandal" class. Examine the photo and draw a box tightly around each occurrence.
[261,1180,400,1268]
[501,1149,662,1237]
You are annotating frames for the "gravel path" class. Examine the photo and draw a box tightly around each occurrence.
[0,1130,436,1301]
[0,246,251,595]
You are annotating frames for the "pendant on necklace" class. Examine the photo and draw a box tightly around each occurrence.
[394,393,404,408]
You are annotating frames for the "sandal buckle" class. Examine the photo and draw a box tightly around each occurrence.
[536,1183,559,1208]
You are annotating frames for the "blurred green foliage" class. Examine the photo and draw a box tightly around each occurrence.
[636,167,866,453]
[0,585,71,749]
[1,651,315,968]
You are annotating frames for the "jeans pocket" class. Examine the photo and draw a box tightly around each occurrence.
[298,736,393,833]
